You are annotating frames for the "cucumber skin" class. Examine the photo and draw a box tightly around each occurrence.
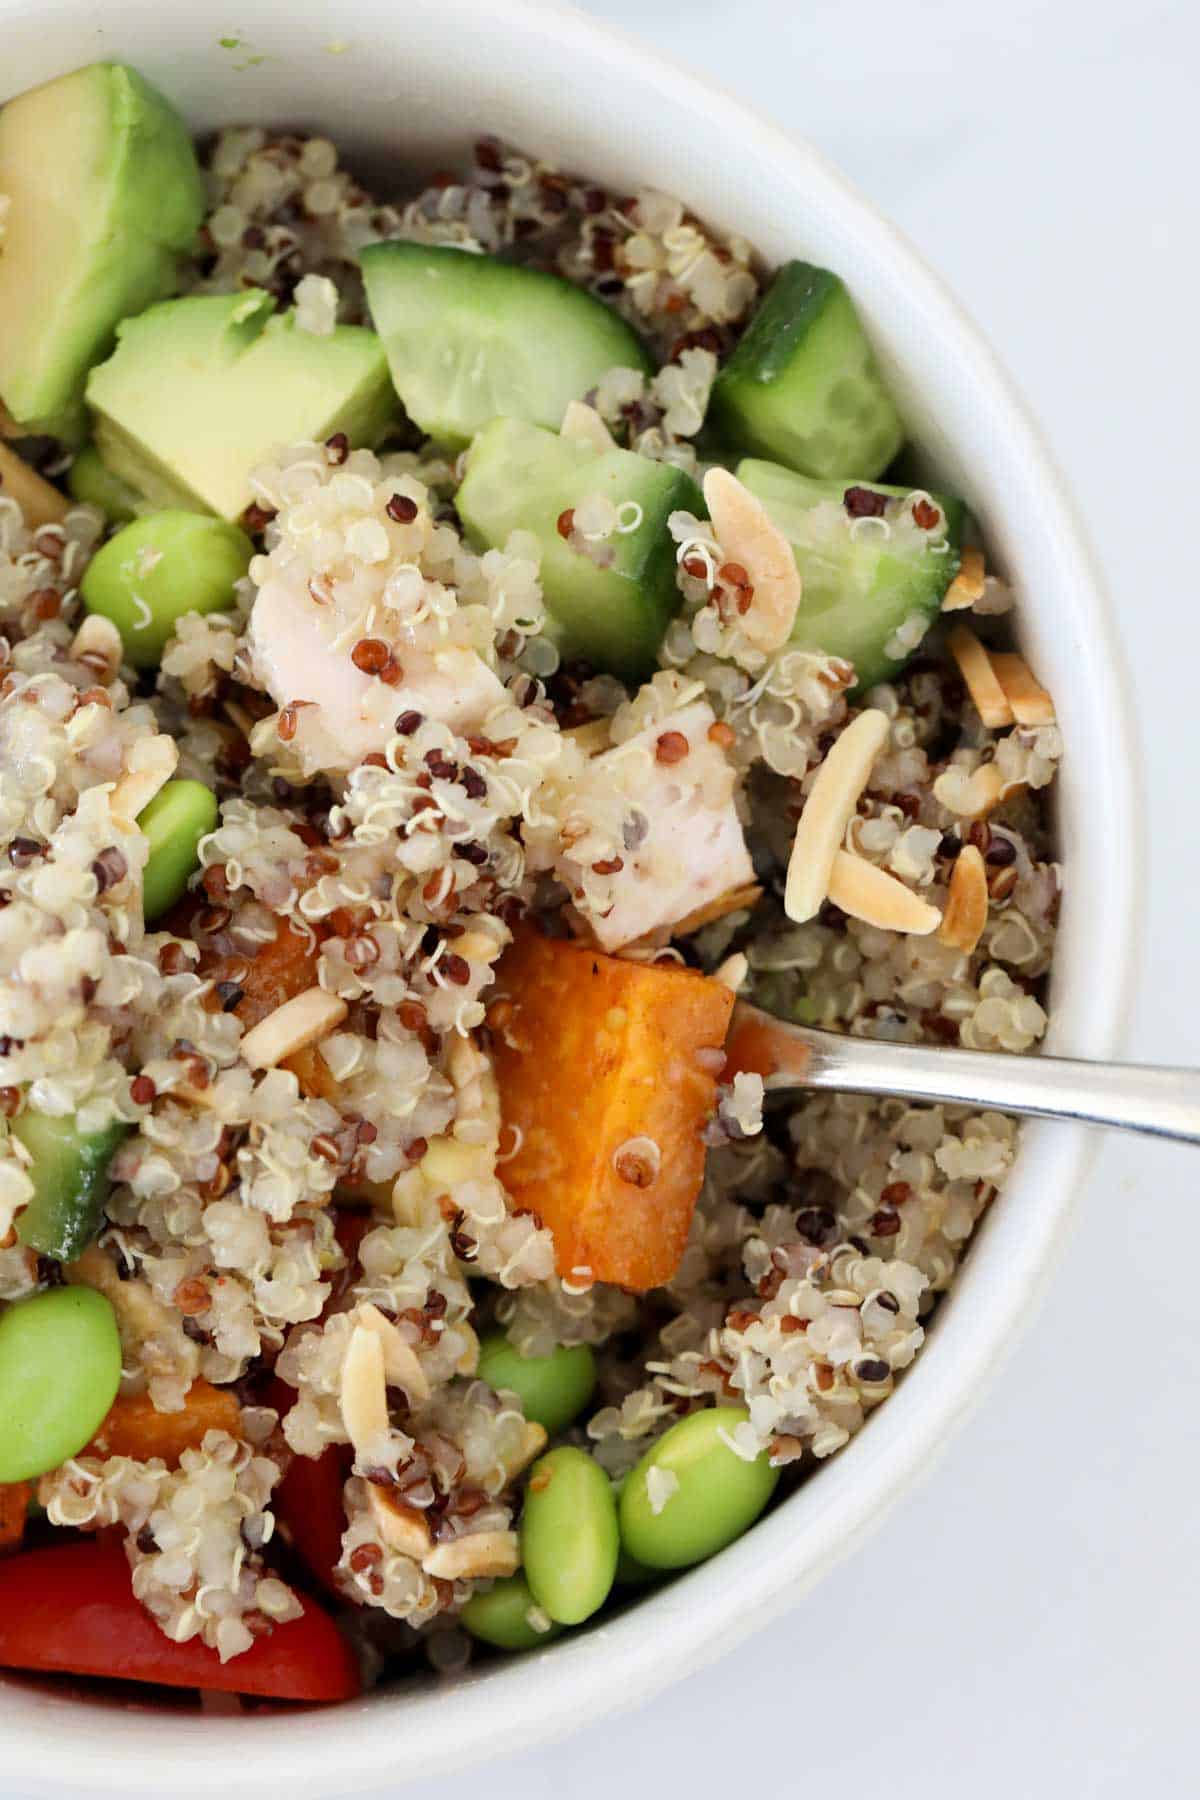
[737,459,967,691]
[712,262,904,481]
[361,241,652,451]
[12,1112,129,1262]
[457,418,701,683]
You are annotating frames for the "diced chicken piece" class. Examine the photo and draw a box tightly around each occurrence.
[248,572,506,772]
[556,700,754,950]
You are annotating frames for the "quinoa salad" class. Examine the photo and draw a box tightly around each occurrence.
[0,63,1061,1703]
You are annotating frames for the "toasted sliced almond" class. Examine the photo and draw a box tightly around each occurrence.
[356,1302,430,1404]
[422,1530,520,1582]
[954,762,1007,819]
[0,443,69,529]
[366,1484,433,1560]
[827,850,941,935]
[947,625,1014,729]
[990,651,1056,726]
[563,719,612,757]
[223,699,258,740]
[67,1245,187,1357]
[455,1319,480,1377]
[172,1080,220,1110]
[939,844,989,953]
[561,399,617,452]
[70,614,123,682]
[713,951,749,993]
[703,467,801,653]
[451,929,503,965]
[240,986,349,1070]
[941,544,987,611]
[340,1324,389,1455]
[501,1419,548,1482]
[420,1134,493,1187]
[110,734,179,826]
[671,880,762,938]
[785,709,890,923]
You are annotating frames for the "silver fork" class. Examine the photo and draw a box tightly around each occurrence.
[728,1004,1200,1145]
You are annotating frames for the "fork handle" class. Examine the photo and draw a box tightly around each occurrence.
[728,1005,1200,1146]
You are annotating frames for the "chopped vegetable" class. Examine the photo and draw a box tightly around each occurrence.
[461,1572,563,1652]
[0,1539,360,1699]
[12,1109,129,1261]
[195,912,337,1099]
[85,1380,242,1467]
[360,241,651,449]
[0,1483,30,1554]
[477,1331,596,1435]
[710,260,903,479]
[490,931,735,1290]
[81,511,253,668]
[0,1288,122,1481]
[519,1446,619,1625]
[138,778,219,921]
[619,1405,779,1568]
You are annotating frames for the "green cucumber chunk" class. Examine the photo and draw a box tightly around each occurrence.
[360,241,651,450]
[737,458,967,690]
[457,417,699,681]
[81,510,254,668]
[86,290,395,521]
[460,1573,564,1652]
[0,64,204,434]
[138,779,219,922]
[68,445,142,523]
[12,1110,129,1262]
[711,262,903,480]
[477,1332,596,1436]
[0,1287,122,1481]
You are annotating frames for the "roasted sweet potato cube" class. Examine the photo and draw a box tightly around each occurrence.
[489,931,735,1291]
[195,913,338,1099]
[86,1380,242,1467]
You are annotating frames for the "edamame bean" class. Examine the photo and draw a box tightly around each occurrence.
[460,1572,563,1652]
[614,1544,660,1587]
[0,1287,122,1482]
[138,779,219,922]
[477,1331,596,1435]
[519,1447,619,1626]
[81,510,254,667]
[618,1406,779,1570]
[67,445,141,524]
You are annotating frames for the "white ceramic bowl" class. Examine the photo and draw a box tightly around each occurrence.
[0,0,1139,1790]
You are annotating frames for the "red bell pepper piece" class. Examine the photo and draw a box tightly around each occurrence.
[0,1539,360,1701]
[0,1483,30,1554]
[273,1436,353,1599]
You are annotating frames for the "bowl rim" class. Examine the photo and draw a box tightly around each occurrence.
[0,0,1142,1789]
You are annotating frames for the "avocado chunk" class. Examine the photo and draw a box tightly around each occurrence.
[456,417,701,682]
[85,290,395,521]
[0,63,204,436]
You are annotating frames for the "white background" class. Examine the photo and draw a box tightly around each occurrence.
[12,2,1199,1795]
[408,3,1194,1796]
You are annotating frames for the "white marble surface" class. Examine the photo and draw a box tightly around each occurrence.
[11,3,1199,1794]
